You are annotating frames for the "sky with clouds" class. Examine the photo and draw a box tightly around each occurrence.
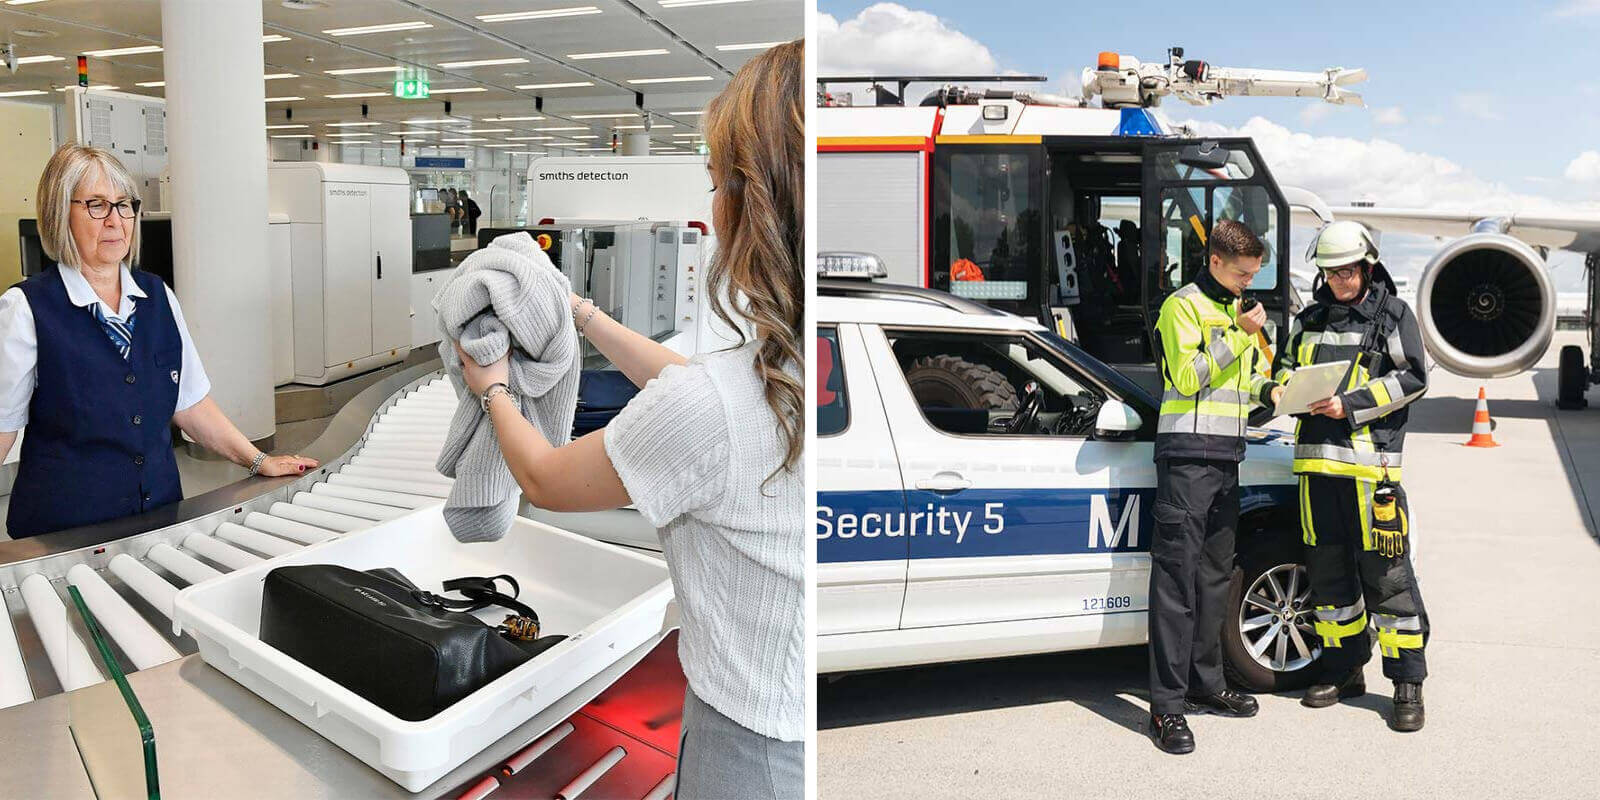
[818,1,1600,289]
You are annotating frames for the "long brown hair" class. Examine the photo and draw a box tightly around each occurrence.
[703,39,803,478]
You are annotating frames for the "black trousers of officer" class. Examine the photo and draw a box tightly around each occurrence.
[1302,474,1429,683]
[1148,457,1237,715]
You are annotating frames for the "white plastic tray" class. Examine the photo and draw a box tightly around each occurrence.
[172,506,673,792]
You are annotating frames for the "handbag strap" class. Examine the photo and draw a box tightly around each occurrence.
[413,574,540,624]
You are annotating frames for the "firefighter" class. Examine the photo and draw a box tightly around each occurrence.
[1269,220,1429,732]
[1147,219,1279,755]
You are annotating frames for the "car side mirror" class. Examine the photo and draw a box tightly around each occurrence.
[1094,399,1142,440]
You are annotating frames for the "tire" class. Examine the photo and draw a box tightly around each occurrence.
[1222,548,1321,692]
[1558,345,1589,410]
[903,355,1018,411]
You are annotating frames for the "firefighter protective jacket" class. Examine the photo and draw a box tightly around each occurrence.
[1272,269,1428,482]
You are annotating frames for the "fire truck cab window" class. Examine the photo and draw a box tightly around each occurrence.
[1045,147,1151,368]
[933,148,1043,315]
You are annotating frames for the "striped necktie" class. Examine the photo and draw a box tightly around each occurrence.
[91,302,137,360]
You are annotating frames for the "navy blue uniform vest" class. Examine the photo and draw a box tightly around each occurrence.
[8,268,184,539]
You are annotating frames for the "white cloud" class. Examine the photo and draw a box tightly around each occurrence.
[819,3,1001,76]
[1372,106,1406,125]
[1453,93,1503,121]
[1566,150,1600,182]
[1178,117,1600,288]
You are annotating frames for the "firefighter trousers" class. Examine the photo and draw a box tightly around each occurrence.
[1299,473,1429,683]
[1148,458,1238,715]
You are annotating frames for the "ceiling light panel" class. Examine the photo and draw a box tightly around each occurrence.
[567,49,668,60]
[477,7,602,23]
[437,57,528,69]
[324,22,431,37]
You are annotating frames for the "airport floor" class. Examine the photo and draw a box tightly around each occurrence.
[817,330,1600,799]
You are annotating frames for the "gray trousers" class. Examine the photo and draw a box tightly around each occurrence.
[675,687,802,800]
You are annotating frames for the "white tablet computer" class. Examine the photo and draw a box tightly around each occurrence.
[1276,360,1352,415]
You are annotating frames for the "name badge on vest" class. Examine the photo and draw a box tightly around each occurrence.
[171,369,179,384]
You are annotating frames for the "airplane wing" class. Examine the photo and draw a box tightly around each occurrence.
[1288,205,1600,253]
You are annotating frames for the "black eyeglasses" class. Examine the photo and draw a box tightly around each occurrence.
[1320,264,1361,281]
[72,198,142,219]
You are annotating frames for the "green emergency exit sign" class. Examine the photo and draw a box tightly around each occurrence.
[394,77,429,99]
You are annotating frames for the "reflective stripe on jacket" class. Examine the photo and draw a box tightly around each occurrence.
[1272,281,1427,480]
[1154,274,1273,462]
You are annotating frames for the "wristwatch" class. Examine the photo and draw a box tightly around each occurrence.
[480,382,517,412]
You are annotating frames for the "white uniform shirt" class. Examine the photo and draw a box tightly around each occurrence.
[0,265,211,431]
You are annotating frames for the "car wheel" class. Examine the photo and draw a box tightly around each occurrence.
[1222,558,1321,692]
[904,355,1018,410]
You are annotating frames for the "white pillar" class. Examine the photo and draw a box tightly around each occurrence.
[161,0,275,443]
[621,133,650,156]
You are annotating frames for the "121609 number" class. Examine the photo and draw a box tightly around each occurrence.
[1083,595,1132,611]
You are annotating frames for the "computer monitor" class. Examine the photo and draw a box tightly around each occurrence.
[17,216,174,286]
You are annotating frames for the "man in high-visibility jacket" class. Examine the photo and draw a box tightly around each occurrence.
[1147,219,1280,755]
[1270,220,1429,732]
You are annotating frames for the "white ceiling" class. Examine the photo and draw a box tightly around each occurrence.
[0,0,800,152]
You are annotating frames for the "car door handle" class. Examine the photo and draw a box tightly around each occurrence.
[915,472,971,493]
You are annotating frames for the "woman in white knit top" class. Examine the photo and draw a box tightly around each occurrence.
[454,40,804,800]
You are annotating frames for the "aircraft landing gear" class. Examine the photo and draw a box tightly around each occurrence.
[1558,344,1589,409]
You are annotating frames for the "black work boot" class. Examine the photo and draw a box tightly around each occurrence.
[1302,671,1366,708]
[1148,713,1194,755]
[1183,689,1259,718]
[1390,682,1424,732]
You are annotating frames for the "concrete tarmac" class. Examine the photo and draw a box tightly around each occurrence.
[818,331,1600,799]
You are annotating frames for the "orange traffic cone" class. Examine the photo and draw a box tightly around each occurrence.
[1463,386,1499,448]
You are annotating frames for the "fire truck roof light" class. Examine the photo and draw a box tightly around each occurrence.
[982,104,1008,121]
[1098,51,1119,70]
[818,252,888,279]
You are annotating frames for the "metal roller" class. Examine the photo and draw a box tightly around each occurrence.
[555,746,627,800]
[643,774,675,800]
[349,454,445,472]
[504,721,574,775]
[362,434,449,449]
[19,573,103,691]
[182,533,265,571]
[269,501,368,533]
[65,564,180,670]
[147,543,223,585]
[328,473,451,498]
[341,464,453,486]
[310,482,436,510]
[107,553,180,621]
[242,511,338,545]
[290,492,406,522]
[0,600,33,709]
[356,444,448,462]
[215,523,302,558]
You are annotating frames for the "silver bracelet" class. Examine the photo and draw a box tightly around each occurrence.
[247,451,267,476]
[574,299,600,335]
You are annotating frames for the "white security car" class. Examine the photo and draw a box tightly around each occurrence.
[816,277,1321,692]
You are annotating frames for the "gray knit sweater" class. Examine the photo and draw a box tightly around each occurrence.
[603,343,803,741]
[434,233,581,542]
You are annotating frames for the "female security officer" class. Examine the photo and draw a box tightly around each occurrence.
[0,144,316,540]
[1269,220,1430,732]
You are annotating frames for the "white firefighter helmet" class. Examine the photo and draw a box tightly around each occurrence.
[1306,220,1379,269]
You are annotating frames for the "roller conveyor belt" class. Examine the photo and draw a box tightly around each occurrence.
[0,375,463,708]
[0,366,684,798]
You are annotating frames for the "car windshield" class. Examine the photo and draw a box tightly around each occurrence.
[1036,330,1159,412]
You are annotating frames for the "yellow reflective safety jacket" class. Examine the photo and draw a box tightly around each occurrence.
[1272,274,1428,482]
[1154,270,1275,462]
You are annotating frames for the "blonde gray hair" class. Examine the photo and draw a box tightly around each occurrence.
[36,144,141,269]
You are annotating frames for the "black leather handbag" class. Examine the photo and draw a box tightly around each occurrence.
[260,565,566,721]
